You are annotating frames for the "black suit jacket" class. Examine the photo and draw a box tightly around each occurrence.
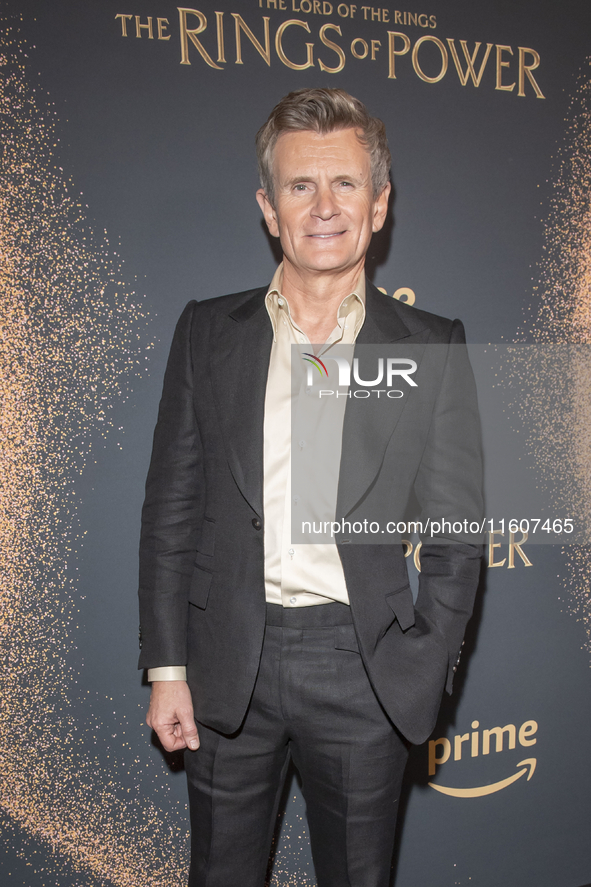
[139,279,483,746]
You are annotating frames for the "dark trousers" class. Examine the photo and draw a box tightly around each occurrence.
[185,603,409,887]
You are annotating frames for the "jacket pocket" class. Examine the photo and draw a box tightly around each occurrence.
[385,584,416,631]
[334,623,360,653]
[188,565,213,609]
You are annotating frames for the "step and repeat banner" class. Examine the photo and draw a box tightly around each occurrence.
[1,1,590,885]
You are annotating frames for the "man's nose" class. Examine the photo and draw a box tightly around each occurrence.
[311,185,339,220]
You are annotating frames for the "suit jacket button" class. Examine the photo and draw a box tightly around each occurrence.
[252,518,262,530]
[452,665,458,673]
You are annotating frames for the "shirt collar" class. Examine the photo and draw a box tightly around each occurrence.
[264,263,366,343]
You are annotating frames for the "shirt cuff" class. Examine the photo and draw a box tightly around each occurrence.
[147,666,187,682]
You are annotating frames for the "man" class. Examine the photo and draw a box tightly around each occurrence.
[139,88,483,887]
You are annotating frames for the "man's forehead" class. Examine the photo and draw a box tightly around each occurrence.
[274,126,365,150]
[273,128,371,172]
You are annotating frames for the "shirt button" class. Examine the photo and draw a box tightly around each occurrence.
[288,548,294,556]
[299,440,306,448]
[290,597,297,605]
[252,518,262,530]
[277,297,284,306]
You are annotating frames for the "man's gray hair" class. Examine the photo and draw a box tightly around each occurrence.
[256,88,391,204]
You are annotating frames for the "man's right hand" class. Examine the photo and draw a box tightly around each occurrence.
[146,680,200,752]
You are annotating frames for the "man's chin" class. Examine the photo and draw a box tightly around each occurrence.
[293,251,360,276]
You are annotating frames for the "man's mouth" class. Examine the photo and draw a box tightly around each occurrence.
[308,231,346,239]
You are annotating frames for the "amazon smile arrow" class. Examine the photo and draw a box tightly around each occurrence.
[428,758,537,798]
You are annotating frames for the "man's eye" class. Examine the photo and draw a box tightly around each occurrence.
[294,183,308,191]
[340,180,353,188]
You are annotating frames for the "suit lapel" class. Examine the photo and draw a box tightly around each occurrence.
[337,281,431,519]
[209,281,433,521]
[210,289,272,518]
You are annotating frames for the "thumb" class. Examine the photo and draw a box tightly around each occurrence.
[181,717,200,751]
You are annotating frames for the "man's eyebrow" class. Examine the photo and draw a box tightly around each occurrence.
[283,175,311,186]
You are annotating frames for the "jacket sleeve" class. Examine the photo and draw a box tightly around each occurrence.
[413,319,484,693]
[138,300,205,670]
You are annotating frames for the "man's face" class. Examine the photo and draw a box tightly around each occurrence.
[256,128,390,279]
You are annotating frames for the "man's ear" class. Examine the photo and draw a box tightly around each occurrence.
[372,181,391,234]
[256,188,280,238]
